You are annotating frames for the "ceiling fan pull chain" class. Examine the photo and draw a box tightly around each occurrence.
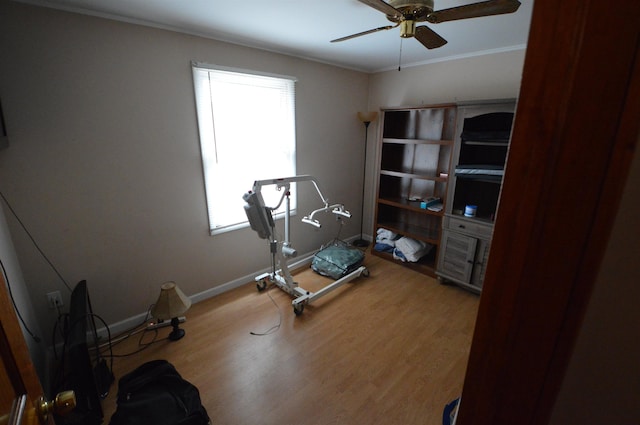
[398,37,403,71]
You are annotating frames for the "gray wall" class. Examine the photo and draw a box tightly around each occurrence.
[3,2,637,421]
[363,48,526,245]
[0,0,369,356]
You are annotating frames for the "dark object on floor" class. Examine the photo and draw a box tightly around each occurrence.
[94,358,115,398]
[109,360,210,425]
[443,397,460,425]
[311,242,365,280]
[54,280,107,425]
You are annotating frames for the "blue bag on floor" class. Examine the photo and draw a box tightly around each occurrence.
[311,243,364,280]
[442,397,460,425]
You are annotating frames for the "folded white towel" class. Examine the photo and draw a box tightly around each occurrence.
[376,237,396,247]
[376,228,398,241]
[394,236,433,262]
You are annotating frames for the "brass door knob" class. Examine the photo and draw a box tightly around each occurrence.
[36,391,76,424]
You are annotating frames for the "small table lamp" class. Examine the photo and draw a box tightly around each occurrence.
[151,281,192,341]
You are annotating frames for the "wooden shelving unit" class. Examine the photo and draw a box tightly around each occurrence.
[372,104,456,277]
[436,99,516,292]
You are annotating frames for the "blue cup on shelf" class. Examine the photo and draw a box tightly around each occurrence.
[464,205,477,217]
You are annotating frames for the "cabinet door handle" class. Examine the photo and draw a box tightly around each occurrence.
[458,224,466,229]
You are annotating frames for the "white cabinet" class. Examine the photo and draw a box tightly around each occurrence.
[436,99,515,293]
[438,217,492,293]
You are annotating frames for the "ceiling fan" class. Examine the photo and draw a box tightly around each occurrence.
[331,0,521,49]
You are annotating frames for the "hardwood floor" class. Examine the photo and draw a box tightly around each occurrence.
[99,253,479,425]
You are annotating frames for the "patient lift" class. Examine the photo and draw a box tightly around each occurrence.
[243,175,368,315]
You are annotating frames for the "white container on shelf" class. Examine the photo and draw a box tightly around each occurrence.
[464,205,477,217]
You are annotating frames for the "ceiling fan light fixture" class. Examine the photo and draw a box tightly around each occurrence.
[334,0,521,50]
[400,20,416,38]
[388,0,434,15]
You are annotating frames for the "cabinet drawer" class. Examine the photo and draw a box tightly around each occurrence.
[445,216,493,239]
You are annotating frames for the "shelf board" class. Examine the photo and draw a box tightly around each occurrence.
[447,212,496,226]
[370,249,437,278]
[454,175,502,184]
[383,137,454,145]
[462,140,509,146]
[380,170,448,182]
[377,197,444,216]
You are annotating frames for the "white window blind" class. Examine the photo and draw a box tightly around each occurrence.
[192,63,297,234]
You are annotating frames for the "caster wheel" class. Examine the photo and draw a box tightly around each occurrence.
[256,280,267,291]
[293,304,304,316]
[362,268,370,278]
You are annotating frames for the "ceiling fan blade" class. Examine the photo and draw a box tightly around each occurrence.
[415,26,448,49]
[331,24,398,43]
[357,0,402,19]
[427,0,521,24]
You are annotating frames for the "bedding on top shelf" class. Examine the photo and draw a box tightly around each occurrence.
[454,164,504,182]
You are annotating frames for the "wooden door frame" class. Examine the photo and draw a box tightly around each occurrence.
[1,272,47,423]
[457,0,640,424]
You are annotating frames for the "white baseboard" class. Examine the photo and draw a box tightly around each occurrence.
[94,251,318,339]
[44,236,369,394]
[49,234,369,345]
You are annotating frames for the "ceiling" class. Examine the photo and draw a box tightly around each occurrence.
[15,0,534,73]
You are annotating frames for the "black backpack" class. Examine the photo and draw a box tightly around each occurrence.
[109,360,210,425]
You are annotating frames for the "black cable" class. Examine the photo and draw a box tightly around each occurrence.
[50,312,70,393]
[398,37,403,72]
[334,215,345,242]
[250,282,282,336]
[51,312,69,360]
[100,328,166,358]
[82,290,116,394]
[0,257,41,343]
[0,191,72,292]
[96,326,144,351]
[51,311,116,393]
[94,304,174,359]
[94,304,154,351]
[86,313,114,384]
[247,215,282,336]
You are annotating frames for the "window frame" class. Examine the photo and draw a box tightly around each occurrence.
[191,61,297,235]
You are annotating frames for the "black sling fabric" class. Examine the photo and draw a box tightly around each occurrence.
[109,360,210,425]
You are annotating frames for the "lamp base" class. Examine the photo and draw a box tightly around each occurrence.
[168,317,186,341]
[352,239,370,248]
[168,328,185,341]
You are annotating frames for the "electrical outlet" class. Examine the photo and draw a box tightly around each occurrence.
[46,291,63,309]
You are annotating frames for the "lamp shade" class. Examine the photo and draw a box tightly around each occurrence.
[151,281,191,320]
[357,111,378,124]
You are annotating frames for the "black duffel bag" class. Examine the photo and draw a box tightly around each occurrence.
[109,360,210,425]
